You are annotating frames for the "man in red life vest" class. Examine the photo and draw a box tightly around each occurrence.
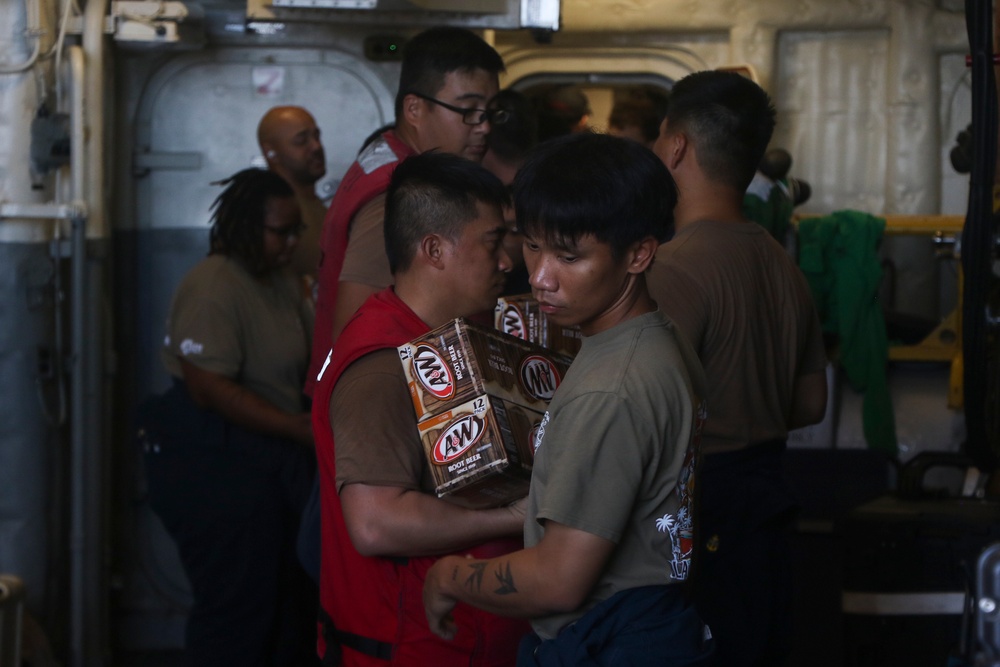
[311,151,528,666]
[306,26,506,396]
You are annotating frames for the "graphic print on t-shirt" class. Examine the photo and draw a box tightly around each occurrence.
[656,401,705,581]
[533,411,550,454]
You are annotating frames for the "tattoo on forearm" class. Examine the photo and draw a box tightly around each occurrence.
[464,562,487,592]
[451,566,459,582]
[494,562,518,595]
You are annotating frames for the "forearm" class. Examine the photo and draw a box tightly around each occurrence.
[788,368,828,429]
[340,484,524,558]
[180,360,313,445]
[208,382,311,443]
[429,550,570,620]
[423,522,615,639]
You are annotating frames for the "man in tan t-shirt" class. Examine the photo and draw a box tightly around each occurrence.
[649,71,828,667]
[258,105,328,280]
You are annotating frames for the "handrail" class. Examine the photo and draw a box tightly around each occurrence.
[795,213,965,234]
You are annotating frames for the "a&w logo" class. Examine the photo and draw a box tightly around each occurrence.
[412,344,454,399]
[432,414,486,464]
[500,304,526,340]
[519,355,561,401]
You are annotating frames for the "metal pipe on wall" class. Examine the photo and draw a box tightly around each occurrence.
[70,45,84,212]
[67,40,87,667]
[70,0,110,654]
[84,0,107,240]
[68,212,87,667]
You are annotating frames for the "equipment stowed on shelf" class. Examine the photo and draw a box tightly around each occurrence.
[838,452,1000,667]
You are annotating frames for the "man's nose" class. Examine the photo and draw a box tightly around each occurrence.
[497,245,512,273]
[529,259,555,291]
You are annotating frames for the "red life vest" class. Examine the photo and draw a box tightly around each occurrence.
[305,130,416,397]
[312,288,527,666]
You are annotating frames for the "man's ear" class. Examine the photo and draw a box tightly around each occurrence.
[261,143,276,161]
[663,132,688,172]
[626,236,659,274]
[402,93,424,127]
[419,233,448,269]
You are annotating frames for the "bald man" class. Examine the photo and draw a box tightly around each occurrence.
[258,106,328,279]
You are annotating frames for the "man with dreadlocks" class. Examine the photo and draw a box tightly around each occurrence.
[140,168,320,666]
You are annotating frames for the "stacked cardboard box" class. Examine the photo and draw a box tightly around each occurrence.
[494,294,583,357]
[399,319,571,508]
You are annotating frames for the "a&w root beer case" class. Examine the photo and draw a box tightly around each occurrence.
[398,318,571,508]
[495,294,583,357]
[417,396,545,509]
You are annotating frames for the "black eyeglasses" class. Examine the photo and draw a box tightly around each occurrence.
[264,222,307,239]
[408,92,510,126]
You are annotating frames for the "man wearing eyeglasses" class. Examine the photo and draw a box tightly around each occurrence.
[306,26,507,397]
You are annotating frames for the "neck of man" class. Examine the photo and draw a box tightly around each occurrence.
[269,167,320,203]
[392,274,453,331]
[291,181,321,203]
[673,177,748,232]
[582,274,657,337]
[393,122,425,155]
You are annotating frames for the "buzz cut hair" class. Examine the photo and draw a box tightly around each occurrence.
[385,151,510,275]
[664,70,776,192]
[514,133,677,260]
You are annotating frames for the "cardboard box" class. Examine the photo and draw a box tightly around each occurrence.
[399,318,569,423]
[416,396,545,508]
[548,322,583,357]
[398,318,568,507]
[494,294,547,345]
[495,294,583,357]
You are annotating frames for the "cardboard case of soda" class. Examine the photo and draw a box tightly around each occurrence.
[495,294,582,358]
[398,318,571,508]
[417,395,545,509]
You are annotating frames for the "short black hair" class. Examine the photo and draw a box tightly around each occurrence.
[208,168,294,275]
[385,151,510,274]
[514,133,676,259]
[609,97,661,144]
[665,70,775,191]
[395,27,505,119]
[487,89,538,163]
[534,85,591,142]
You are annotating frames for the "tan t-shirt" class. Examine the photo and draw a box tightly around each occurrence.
[330,349,436,493]
[647,219,827,455]
[162,255,313,414]
[339,193,392,289]
[525,311,707,639]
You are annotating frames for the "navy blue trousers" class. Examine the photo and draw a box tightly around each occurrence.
[140,383,319,667]
[517,585,713,666]
[694,440,798,667]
